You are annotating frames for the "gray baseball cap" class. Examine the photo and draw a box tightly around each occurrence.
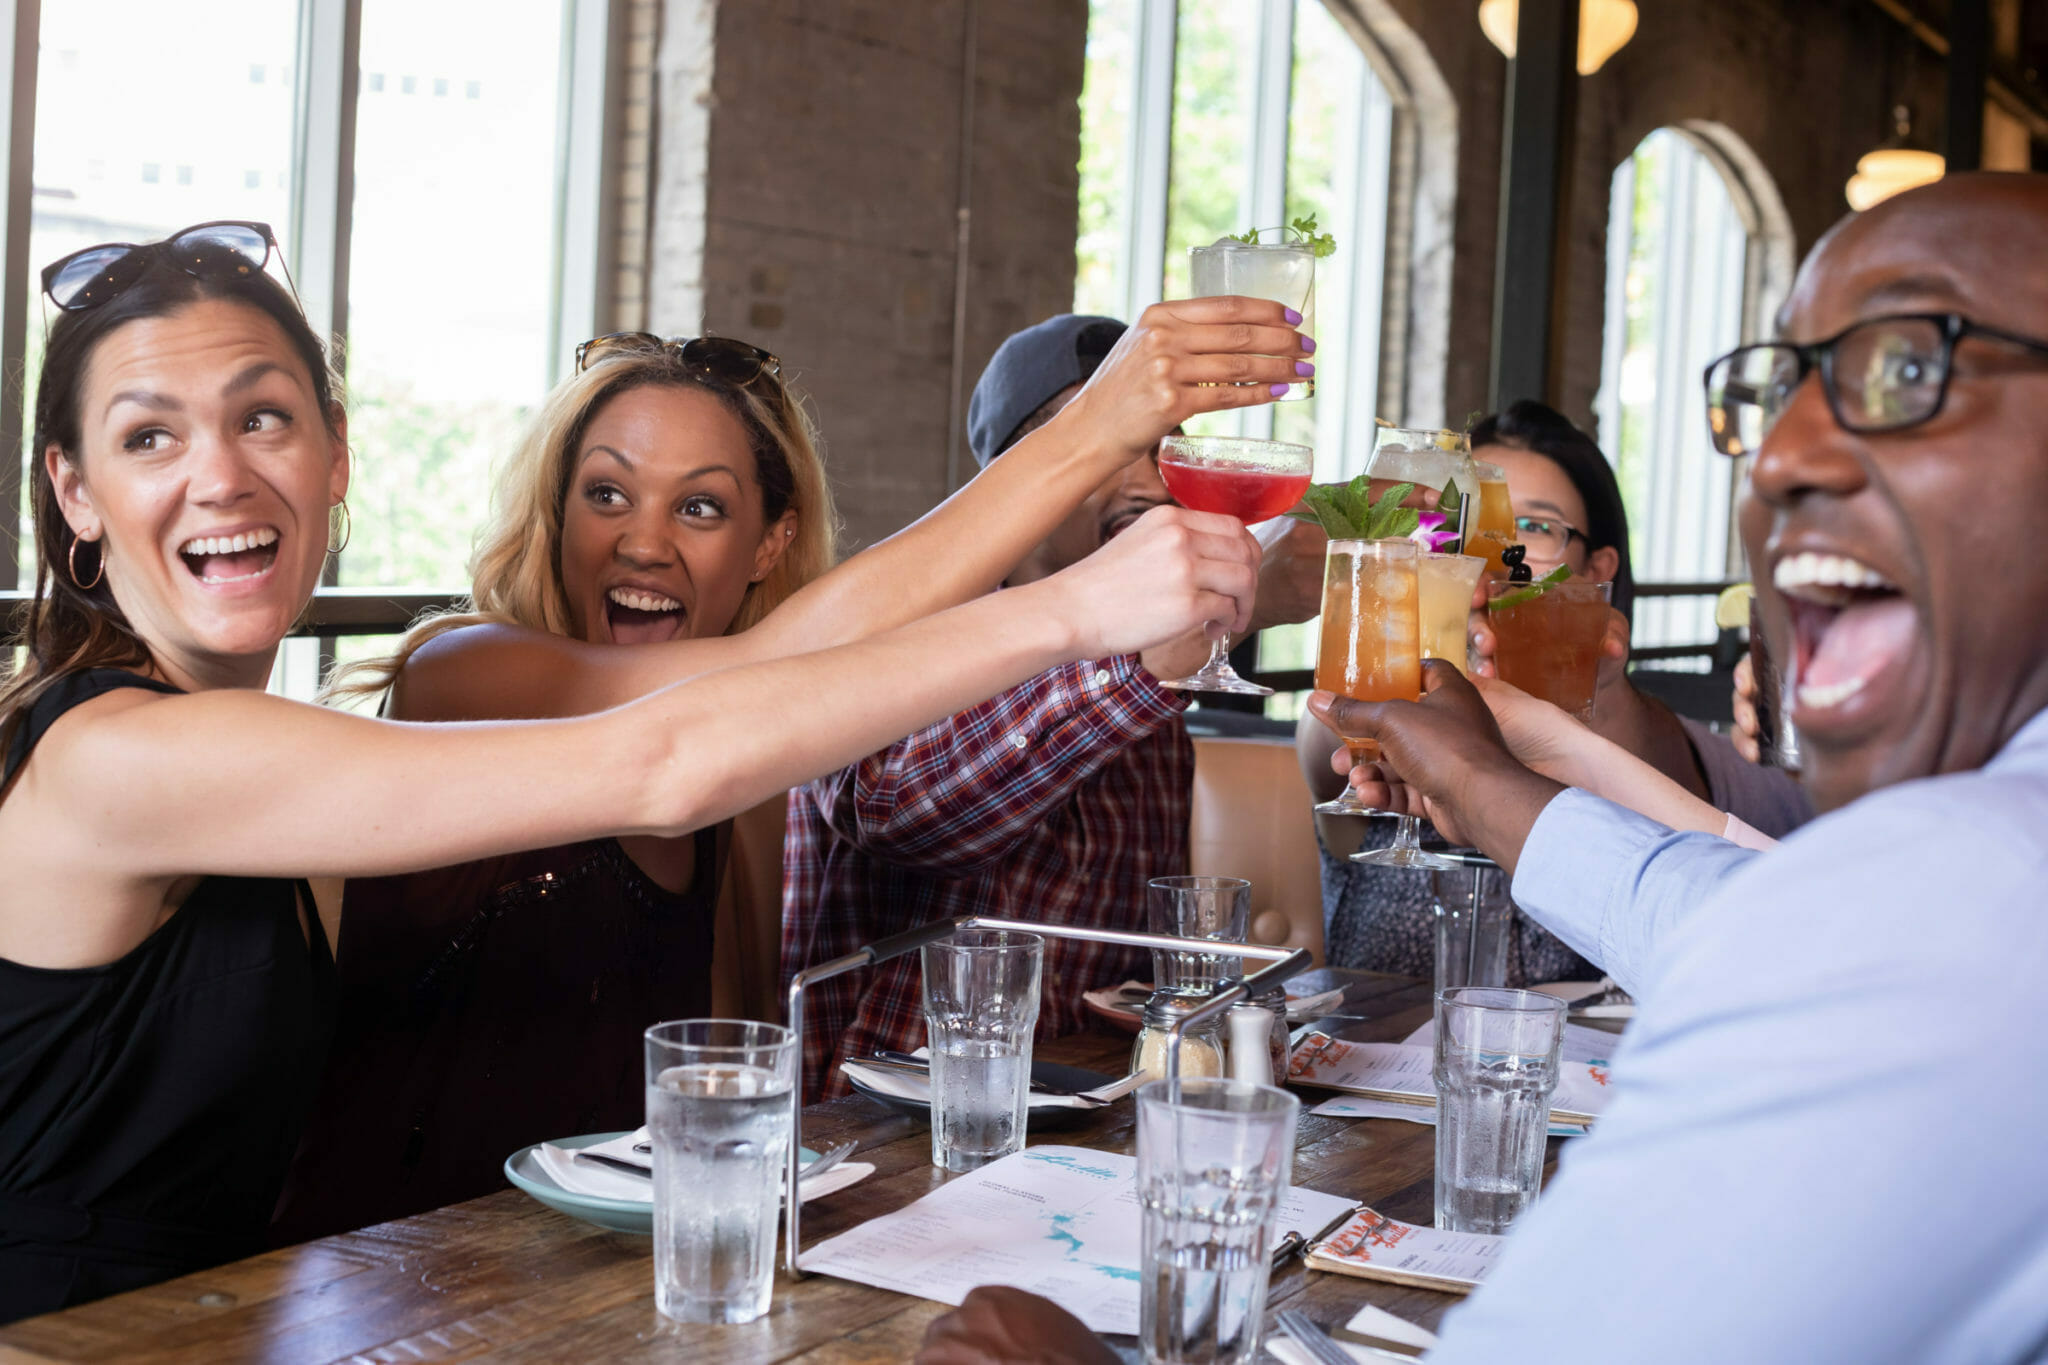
[966,313,1127,468]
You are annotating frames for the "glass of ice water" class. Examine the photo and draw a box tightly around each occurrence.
[1147,875,1250,993]
[1136,1078,1299,1365]
[1188,237,1316,400]
[922,929,1043,1173]
[644,1019,798,1324]
[1432,987,1565,1234]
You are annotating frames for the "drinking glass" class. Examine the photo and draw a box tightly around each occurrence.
[922,929,1043,1172]
[644,1019,798,1324]
[1188,238,1316,400]
[1748,597,1803,773]
[1353,553,1486,870]
[1432,987,1564,1235]
[1364,427,1479,532]
[1155,434,1315,694]
[1430,856,1511,998]
[1485,578,1614,722]
[1312,538,1419,816]
[1465,461,1515,574]
[1147,875,1251,992]
[1137,1078,1300,1364]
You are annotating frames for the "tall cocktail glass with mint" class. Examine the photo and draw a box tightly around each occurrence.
[1189,236,1317,401]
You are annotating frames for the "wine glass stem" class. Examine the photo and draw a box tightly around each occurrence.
[1393,814,1421,850]
[1208,633,1232,672]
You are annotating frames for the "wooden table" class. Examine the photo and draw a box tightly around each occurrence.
[0,970,1557,1363]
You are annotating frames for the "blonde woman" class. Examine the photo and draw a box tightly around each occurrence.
[280,317,1315,1236]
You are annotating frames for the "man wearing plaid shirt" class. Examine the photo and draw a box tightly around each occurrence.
[782,315,1322,1099]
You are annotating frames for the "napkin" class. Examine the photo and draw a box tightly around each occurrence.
[535,1129,874,1204]
[1269,1304,1441,1364]
[838,1059,1146,1109]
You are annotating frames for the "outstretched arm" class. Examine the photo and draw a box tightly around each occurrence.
[0,506,1258,969]
[398,298,1308,723]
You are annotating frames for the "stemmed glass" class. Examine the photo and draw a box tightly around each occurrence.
[1363,426,1478,534]
[1351,551,1486,869]
[1154,434,1315,695]
[1311,538,1419,814]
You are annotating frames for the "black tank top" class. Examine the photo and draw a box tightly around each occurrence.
[0,670,336,1324]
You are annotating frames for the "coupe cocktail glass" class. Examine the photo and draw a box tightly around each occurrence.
[1352,552,1487,870]
[1485,578,1614,722]
[1156,434,1315,695]
[1189,237,1315,400]
[1312,538,1419,816]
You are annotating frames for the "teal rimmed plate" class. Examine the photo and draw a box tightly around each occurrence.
[504,1130,819,1236]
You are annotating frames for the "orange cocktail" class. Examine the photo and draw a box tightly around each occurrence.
[1486,578,1613,721]
[1314,540,1420,805]
[1464,461,1515,575]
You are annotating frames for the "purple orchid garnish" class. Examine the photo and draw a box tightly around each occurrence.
[1409,510,1461,554]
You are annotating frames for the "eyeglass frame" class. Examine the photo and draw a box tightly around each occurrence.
[1702,311,2048,458]
[573,331,782,385]
[38,220,294,313]
[1511,514,1586,557]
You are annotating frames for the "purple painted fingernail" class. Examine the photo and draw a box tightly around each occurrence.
[1295,360,1315,377]
[1300,335,1317,354]
[1284,307,1302,324]
[1269,383,1291,397]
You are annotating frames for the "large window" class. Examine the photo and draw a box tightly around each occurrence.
[11,0,621,693]
[1079,0,1409,714]
[1596,127,1791,658]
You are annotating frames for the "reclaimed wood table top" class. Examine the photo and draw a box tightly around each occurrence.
[0,969,1566,1363]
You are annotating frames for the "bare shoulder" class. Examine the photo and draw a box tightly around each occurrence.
[394,621,595,722]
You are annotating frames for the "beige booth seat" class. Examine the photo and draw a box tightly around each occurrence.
[709,795,790,1023]
[1187,734,1325,965]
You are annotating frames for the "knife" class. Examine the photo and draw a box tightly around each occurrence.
[574,1150,650,1178]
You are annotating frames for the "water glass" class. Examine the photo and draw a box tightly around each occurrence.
[1137,1078,1299,1365]
[1432,987,1565,1234]
[1147,876,1251,993]
[1430,861,1512,998]
[923,929,1043,1172]
[644,1019,798,1324]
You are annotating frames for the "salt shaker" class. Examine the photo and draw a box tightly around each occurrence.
[1226,1003,1276,1086]
[1131,991,1225,1082]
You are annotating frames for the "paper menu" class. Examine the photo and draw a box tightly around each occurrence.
[801,1145,1355,1335]
[1284,1035,1612,1126]
[1303,1207,1504,1294]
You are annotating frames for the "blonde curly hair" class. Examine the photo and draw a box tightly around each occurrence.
[326,344,836,704]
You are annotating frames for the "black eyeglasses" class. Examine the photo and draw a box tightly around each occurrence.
[40,220,289,312]
[1703,312,2048,458]
[574,332,781,386]
[1512,514,1586,560]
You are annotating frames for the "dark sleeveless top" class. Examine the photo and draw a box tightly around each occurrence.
[0,669,334,1324]
[271,826,720,1244]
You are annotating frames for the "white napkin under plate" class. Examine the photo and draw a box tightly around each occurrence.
[838,1057,1148,1109]
[535,1128,874,1204]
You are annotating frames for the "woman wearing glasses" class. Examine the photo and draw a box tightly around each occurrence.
[0,223,1293,1320]
[1295,400,1811,982]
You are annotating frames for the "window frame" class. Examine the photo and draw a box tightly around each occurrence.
[0,0,628,591]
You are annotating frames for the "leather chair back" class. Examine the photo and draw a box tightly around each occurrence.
[1187,735,1324,965]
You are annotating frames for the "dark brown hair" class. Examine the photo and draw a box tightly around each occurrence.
[1,258,340,749]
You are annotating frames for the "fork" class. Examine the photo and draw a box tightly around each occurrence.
[626,1138,858,1182]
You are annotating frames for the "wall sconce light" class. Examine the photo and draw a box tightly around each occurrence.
[1479,0,1639,75]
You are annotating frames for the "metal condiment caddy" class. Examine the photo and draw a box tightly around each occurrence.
[780,915,1313,1277]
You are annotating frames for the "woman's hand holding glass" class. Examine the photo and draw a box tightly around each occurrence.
[1035,504,1261,663]
[1045,296,1310,465]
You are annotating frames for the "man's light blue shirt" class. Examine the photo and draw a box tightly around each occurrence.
[1428,711,2048,1364]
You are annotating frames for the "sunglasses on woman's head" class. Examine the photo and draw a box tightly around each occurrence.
[574,332,781,386]
[40,221,289,312]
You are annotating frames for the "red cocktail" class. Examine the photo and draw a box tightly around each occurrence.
[1154,433,1316,695]
[1158,460,1312,523]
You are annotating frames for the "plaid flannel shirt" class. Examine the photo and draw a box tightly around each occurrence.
[781,655,1192,1100]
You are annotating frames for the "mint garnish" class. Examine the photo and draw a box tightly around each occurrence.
[1229,213,1337,258]
[1286,478,1419,541]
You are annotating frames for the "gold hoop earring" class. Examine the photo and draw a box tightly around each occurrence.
[328,499,351,555]
[68,535,104,590]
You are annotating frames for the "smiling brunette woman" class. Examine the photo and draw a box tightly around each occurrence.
[0,223,1288,1321]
